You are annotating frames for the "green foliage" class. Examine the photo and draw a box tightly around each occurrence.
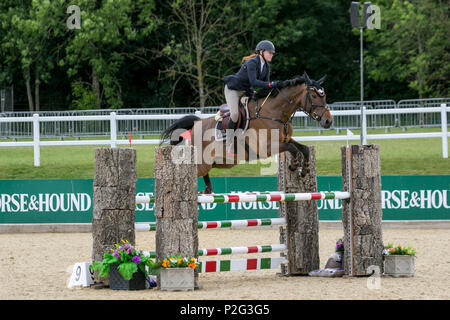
[0,1,448,110]
[384,243,416,256]
[63,0,159,109]
[0,0,67,109]
[160,254,198,269]
[71,82,97,110]
[365,0,449,98]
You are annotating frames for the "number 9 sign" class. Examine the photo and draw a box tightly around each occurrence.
[68,262,94,288]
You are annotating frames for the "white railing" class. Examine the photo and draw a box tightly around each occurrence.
[0,104,448,166]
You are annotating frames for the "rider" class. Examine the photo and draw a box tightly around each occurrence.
[223,40,278,153]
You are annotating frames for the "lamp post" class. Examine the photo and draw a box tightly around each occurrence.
[350,1,372,145]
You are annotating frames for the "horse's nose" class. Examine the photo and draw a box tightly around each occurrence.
[322,118,332,128]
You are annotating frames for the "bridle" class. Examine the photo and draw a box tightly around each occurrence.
[274,83,329,122]
[302,85,330,121]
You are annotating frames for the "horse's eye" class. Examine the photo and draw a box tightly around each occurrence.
[312,94,317,99]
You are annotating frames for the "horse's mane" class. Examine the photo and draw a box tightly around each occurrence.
[254,75,306,99]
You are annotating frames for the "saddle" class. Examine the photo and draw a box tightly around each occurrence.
[215,96,250,141]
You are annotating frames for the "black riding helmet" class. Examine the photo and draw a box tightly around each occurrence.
[255,40,275,53]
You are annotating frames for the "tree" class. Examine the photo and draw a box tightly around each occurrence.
[0,0,66,111]
[239,0,363,102]
[63,0,158,109]
[158,0,244,108]
[365,0,450,98]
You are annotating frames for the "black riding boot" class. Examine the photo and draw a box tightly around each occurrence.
[225,119,238,155]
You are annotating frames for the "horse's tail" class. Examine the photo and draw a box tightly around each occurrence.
[160,114,200,145]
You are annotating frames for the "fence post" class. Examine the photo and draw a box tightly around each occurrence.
[361,106,367,145]
[278,148,320,276]
[341,145,384,276]
[441,103,448,158]
[33,114,40,167]
[154,145,199,287]
[110,112,117,148]
[92,148,137,283]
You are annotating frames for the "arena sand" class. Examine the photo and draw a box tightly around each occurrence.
[0,227,449,300]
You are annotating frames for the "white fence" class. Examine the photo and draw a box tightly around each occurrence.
[1,98,448,137]
[0,103,448,166]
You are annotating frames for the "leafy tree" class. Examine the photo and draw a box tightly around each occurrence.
[62,0,158,109]
[234,0,363,102]
[0,0,66,111]
[2,1,447,111]
[158,0,244,108]
[365,0,450,98]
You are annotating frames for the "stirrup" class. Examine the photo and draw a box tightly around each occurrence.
[240,96,249,106]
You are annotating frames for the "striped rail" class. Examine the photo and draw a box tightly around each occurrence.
[136,191,350,204]
[134,217,287,232]
[143,243,286,258]
[198,257,287,273]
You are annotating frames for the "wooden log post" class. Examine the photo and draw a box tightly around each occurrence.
[278,147,320,275]
[92,148,137,282]
[341,145,384,276]
[154,145,199,287]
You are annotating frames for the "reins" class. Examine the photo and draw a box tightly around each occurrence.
[247,83,329,142]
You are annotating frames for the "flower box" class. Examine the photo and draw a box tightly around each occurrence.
[159,267,194,291]
[90,240,157,291]
[384,255,415,277]
[109,264,146,290]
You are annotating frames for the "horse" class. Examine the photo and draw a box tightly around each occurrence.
[161,71,332,194]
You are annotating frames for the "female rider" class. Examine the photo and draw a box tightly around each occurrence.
[223,40,278,153]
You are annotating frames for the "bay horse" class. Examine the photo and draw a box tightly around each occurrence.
[161,71,332,194]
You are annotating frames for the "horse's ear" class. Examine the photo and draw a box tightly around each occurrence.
[318,74,327,85]
[303,71,311,85]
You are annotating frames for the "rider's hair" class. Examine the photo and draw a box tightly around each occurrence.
[241,53,259,64]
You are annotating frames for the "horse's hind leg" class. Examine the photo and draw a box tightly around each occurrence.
[202,174,213,194]
[197,163,213,194]
[288,139,310,177]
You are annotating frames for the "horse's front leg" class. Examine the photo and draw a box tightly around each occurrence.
[279,142,301,171]
[288,139,310,177]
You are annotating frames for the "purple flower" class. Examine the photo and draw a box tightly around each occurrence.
[132,256,141,265]
[335,239,344,252]
[113,252,121,261]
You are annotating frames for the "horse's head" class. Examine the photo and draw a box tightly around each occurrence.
[254,72,333,129]
[301,71,332,129]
